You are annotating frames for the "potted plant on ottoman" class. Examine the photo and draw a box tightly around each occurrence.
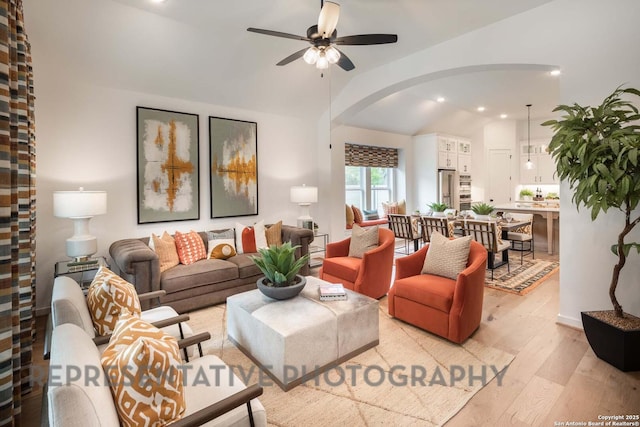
[471,202,495,221]
[251,242,310,300]
[427,202,448,217]
[543,86,640,371]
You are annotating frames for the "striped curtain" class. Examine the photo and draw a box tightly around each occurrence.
[0,0,36,424]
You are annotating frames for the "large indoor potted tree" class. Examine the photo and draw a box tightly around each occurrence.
[543,86,640,371]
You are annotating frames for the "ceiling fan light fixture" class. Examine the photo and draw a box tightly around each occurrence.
[325,46,340,64]
[316,52,329,69]
[303,47,319,65]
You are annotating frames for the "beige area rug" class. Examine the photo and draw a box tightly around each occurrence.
[485,258,559,295]
[186,296,514,426]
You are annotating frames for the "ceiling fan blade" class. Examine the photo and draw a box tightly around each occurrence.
[335,48,355,71]
[247,27,309,42]
[317,1,340,39]
[334,34,398,45]
[276,48,308,66]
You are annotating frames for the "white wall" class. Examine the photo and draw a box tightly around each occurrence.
[32,77,317,314]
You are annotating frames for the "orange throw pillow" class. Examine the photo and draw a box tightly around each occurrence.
[352,205,364,224]
[242,227,257,253]
[174,230,206,265]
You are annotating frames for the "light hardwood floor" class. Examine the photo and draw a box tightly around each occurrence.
[24,251,640,426]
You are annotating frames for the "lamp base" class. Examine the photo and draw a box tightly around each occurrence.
[66,235,97,262]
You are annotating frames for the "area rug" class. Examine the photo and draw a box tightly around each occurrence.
[485,258,559,295]
[186,297,514,426]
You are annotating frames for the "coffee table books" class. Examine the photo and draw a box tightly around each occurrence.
[318,283,347,301]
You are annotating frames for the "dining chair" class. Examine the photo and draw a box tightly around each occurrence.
[421,216,454,243]
[387,214,422,253]
[463,220,511,279]
[505,213,534,264]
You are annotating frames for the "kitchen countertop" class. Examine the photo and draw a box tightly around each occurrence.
[493,202,559,255]
[494,201,559,212]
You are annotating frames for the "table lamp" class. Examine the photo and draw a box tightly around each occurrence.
[53,187,107,262]
[290,185,318,230]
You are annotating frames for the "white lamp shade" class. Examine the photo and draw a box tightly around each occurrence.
[53,190,107,218]
[290,186,318,205]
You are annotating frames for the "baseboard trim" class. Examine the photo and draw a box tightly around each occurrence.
[36,306,51,317]
[556,313,583,330]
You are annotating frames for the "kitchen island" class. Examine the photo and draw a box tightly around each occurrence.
[494,201,560,255]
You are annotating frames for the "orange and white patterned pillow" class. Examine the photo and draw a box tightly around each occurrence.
[101,315,185,427]
[174,230,207,265]
[151,231,180,272]
[86,266,142,335]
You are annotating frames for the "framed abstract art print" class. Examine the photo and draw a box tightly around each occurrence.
[136,107,200,224]
[209,116,258,218]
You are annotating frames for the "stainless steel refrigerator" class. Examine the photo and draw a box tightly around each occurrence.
[438,169,456,209]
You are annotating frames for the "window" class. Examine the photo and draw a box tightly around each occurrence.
[344,143,398,211]
[345,166,394,211]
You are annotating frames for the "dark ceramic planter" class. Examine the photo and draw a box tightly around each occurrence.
[581,311,640,372]
[257,275,306,300]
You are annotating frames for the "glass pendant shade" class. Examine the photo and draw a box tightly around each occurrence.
[316,52,329,69]
[303,47,319,65]
[325,46,340,64]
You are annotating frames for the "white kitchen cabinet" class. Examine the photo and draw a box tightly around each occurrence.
[520,139,558,184]
[437,136,457,169]
[458,154,472,174]
[458,139,471,154]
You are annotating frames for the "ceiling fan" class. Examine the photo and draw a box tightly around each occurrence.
[247,1,398,71]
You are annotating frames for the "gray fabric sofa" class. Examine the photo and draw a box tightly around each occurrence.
[109,225,314,313]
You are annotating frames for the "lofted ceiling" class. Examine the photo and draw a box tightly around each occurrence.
[26,0,559,136]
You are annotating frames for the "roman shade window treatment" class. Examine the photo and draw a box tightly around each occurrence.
[0,0,37,424]
[345,143,398,168]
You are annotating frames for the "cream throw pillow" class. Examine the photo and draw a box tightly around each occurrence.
[101,315,185,426]
[348,224,379,258]
[152,232,180,272]
[86,266,142,335]
[421,232,472,280]
[253,219,269,250]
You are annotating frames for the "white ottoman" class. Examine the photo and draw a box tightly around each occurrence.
[227,276,379,390]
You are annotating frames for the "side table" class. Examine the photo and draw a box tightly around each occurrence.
[54,256,109,291]
[309,232,329,268]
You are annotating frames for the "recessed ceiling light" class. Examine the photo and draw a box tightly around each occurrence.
[550,69,561,76]
[477,106,485,112]
[436,97,445,103]
[500,114,508,119]
[150,0,167,3]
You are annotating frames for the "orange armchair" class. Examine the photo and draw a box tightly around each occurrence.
[319,227,395,299]
[388,240,488,343]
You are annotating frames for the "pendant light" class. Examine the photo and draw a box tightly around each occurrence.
[525,104,534,170]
